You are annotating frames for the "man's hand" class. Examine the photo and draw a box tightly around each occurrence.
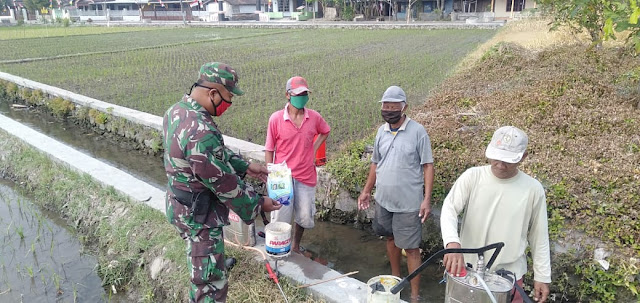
[246,162,268,182]
[261,197,282,212]
[533,281,550,302]
[357,191,371,210]
[443,242,465,277]
[419,198,431,223]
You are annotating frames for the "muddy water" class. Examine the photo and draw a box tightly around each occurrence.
[304,221,446,302]
[0,101,166,189]
[0,179,125,302]
[0,98,446,302]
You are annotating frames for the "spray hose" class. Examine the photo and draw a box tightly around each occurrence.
[390,242,505,294]
[472,272,498,303]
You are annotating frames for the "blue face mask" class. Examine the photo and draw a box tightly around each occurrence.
[290,95,309,109]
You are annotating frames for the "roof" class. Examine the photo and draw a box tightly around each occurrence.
[224,0,257,5]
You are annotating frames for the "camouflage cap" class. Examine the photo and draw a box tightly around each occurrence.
[199,62,244,96]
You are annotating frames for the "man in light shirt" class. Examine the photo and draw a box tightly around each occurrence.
[358,86,434,302]
[440,126,551,303]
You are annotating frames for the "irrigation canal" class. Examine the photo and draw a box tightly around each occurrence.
[0,98,446,302]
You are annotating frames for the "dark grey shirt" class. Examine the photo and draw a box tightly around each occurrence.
[372,117,433,212]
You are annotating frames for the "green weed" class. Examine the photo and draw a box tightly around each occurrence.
[47,97,75,117]
[15,226,24,239]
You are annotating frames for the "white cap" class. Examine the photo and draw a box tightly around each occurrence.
[485,126,528,163]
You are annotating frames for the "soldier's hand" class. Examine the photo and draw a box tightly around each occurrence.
[261,197,282,212]
[246,162,268,182]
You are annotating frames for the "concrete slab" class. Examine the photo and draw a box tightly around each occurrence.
[251,234,408,303]
[0,113,166,212]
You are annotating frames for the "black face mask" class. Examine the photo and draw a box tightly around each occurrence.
[381,110,403,124]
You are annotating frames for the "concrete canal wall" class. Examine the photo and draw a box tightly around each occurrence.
[0,71,374,221]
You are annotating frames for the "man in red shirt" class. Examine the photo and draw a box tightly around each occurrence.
[265,76,331,254]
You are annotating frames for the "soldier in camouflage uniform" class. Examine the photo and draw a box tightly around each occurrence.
[163,62,282,303]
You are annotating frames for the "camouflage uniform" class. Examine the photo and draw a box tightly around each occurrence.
[163,63,262,303]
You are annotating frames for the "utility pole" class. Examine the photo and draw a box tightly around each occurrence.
[179,0,186,25]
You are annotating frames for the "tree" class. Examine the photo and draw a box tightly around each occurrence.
[539,0,640,52]
[406,0,418,23]
[608,0,640,52]
[23,0,50,14]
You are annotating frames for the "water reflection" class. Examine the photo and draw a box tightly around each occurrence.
[303,221,447,302]
[0,179,113,302]
[0,100,166,189]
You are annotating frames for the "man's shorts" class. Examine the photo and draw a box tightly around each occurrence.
[372,203,422,249]
[270,178,316,229]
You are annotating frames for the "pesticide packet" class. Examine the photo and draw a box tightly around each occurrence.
[267,162,294,206]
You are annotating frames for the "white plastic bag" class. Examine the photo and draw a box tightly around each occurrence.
[267,162,294,206]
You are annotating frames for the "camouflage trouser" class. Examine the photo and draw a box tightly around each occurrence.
[166,196,228,303]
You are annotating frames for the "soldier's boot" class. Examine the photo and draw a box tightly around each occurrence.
[225,257,237,272]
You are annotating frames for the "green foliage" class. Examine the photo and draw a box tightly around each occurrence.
[341,4,354,20]
[22,0,49,15]
[539,0,640,51]
[149,138,162,154]
[575,258,640,302]
[5,82,18,96]
[19,87,32,100]
[97,257,134,287]
[88,108,109,125]
[46,97,75,117]
[325,136,374,197]
[62,18,70,27]
[28,89,45,105]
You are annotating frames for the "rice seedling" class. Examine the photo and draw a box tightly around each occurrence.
[15,226,23,239]
[25,265,33,278]
[52,272,62,294]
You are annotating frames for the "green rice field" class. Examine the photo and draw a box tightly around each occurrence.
[0,27,285,61]
[0,25,153,40]
[0,27,495,148]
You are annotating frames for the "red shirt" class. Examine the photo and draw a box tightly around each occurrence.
[265,104,330,186]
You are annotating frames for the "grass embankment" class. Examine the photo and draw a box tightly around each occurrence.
[330,19,640,302]
[0,25,153,40]
[0,130,322,302]
[420,42,640,301]
[0,27,495,149]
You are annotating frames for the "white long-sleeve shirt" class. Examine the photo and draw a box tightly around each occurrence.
[440,165,551,283]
